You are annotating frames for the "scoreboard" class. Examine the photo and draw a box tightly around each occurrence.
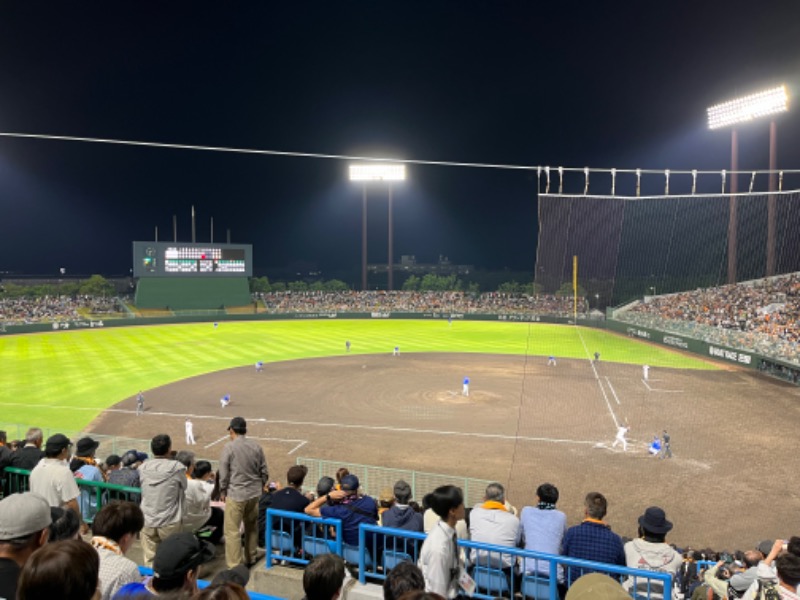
[132,242,253,277]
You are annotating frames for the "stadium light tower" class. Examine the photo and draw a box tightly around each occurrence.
[707,85,789,282]
[348,164,407,291]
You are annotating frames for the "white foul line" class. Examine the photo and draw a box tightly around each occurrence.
[203,435,229,449]
[0,402,598,447]
[605,377,621,405]
[288,441,307,455]
[576,330,620,429]
[642,379,653,391]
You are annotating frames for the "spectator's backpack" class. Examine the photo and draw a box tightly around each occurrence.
[752,579,781,600]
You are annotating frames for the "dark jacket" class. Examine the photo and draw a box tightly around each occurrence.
[10,445,44,471]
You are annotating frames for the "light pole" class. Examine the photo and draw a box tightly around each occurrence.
[348,164,407,290]
[707,85,789,282]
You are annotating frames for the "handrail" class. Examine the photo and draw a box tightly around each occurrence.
[356,523,673,600]
[3,466,141,523]
[265,509,343,568]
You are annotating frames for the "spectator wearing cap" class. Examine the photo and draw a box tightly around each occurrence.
[469,482,521,583]
[175,451,224,545]
[70,436,101,476]
[562,492,625,586]
[306,473,378,547]
[0,492,52,600]
[219,416,269,568]
[71,437,104,521]
[29,434,86,532]
[382,480,424,533]
[520,482,567,582]
[10,427,45,472]
[623,506,681,599]
[108,450,144,490]
[267,465,312,550]
[90,501,145,600]
[139,434,187,567]
[114,531,215,598]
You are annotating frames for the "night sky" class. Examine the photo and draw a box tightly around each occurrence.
[1,2,799,281]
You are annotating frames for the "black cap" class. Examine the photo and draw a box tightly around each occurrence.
[227,417,247,431]
[75,437,100,456]
[341,474,360,492]
[152,533,215,579]
[44,434,72,453]
[210,564,250,587]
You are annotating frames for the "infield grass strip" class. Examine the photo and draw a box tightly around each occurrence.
[0,320,717,430]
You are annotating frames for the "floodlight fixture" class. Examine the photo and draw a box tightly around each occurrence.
[349,163,406,181]
[349,162,407,291]
[707,85,788,130]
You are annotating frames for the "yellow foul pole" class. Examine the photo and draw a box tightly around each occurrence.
[573,255,578,321]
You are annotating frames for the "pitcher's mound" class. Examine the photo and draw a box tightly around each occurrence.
[435,390,503,404]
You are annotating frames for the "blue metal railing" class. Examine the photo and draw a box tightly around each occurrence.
[355,523,672,600]
[265,509,342,568]
[262,515,673,600]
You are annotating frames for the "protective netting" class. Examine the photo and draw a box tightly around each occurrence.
[535,191,800,305]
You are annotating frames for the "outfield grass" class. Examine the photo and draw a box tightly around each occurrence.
[0,320,717,431]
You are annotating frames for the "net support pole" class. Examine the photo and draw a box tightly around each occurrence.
[573,255,578,321]
[361,185,368,291]
[388,184,394,291]
[728,129,738,284]
[767,120,777,276]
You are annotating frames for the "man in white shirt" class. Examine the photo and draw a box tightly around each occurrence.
[29,434,84,533]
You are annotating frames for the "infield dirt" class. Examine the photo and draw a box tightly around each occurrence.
[91,352,800,550]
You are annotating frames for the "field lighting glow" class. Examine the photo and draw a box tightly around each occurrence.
[707,85,789,129]
[348,164,406,181]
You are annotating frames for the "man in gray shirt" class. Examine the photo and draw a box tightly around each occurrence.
[219,416,268,568]
[139,434,186,567]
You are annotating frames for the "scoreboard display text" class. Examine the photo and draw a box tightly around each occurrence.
[132,242,253,277]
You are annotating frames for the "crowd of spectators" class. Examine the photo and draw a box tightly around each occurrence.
[256,290,587,318]
[3,424,799,600]
[0,295,122,325]
[619,272,800,365]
